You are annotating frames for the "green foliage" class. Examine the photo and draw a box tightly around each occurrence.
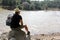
[22,2,30,10]
[0,0,60,10]
[1,0,31,10]
[2,0,16,9]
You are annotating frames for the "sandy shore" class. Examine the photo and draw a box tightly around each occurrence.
[0,32,60,40]
[31,33,60,40]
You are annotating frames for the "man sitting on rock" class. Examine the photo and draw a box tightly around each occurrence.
[8,8,30,40]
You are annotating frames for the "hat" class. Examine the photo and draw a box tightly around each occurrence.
[14,8,20,12]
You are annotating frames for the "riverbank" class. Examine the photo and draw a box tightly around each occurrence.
[0,32,60,40]
[0,8,60,12]
[31,33,60,40]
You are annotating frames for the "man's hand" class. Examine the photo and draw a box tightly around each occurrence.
[27,31,30,35]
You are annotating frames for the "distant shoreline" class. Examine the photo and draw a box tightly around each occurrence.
[0,7,60,11]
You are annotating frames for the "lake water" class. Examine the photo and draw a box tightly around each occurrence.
[0,10,60,35]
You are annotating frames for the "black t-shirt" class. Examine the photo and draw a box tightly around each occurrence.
[10,14,22,28]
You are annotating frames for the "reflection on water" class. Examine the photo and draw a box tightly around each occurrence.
[0,10,60,35]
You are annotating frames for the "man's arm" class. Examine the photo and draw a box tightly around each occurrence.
[20,19,23,26]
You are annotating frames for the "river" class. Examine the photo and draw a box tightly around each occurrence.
[0,10,60,35]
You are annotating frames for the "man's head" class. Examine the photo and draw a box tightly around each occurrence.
[14,8,21,14]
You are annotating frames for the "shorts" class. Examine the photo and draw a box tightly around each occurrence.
[10,25,24,30]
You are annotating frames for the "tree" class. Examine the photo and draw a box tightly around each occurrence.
[22,2,30,10]
[30,2,35,10]
[2,0,16,9]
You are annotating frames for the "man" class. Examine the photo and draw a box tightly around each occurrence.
[8,8,30,40]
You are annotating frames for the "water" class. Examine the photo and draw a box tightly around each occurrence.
[0,10,60,35]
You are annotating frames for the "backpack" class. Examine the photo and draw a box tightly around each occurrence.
[6,14,14,26]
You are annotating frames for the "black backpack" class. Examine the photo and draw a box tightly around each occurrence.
[6,14,14,26]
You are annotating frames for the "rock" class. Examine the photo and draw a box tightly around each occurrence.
[0,32,9,40]
[0,30,31,40]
